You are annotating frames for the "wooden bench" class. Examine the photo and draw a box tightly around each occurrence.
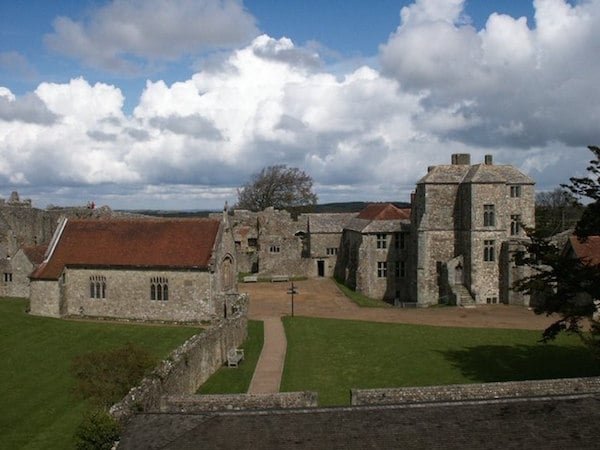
[227,348,244,367]
[271,275,290,282]
[243,275,258,283]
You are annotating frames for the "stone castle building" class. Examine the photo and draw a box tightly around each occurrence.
[412,153,535,306]
[223,153,535,307]
[29,210,238,322]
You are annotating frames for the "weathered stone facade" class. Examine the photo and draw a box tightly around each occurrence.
[29,209,238,323]
[412,154,535,306]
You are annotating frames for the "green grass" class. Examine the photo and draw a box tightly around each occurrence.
[0,298,200,450]
[281,316,600,406]
[198,320,264,394]
[333,278,391,308]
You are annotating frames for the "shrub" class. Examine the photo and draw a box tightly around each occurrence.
[71,343,155,407]
[74,410,120,450]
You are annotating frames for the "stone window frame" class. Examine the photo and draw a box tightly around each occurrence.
[377,261,387,278]
[394,232,406,250]
[3,272,12,283]
[483,204,495,227]
[483,240,496,262]
[326,247,338,256]
[269,245,281,253]
[486,296,498,304]
[510,185,521,198]
[89,275,106,299]
[395,261,406,278]
[510,214,522,236]
[150,276,169,301]
[376,233,388,249]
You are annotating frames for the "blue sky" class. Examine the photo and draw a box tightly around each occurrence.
[0,0,596,210]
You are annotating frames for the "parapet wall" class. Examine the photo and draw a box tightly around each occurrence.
[351,376,600,406]
[160,391,318,413]
[110,294,248,425]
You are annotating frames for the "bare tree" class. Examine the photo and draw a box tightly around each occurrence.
[236,165,318,211]
[535,188,582,237]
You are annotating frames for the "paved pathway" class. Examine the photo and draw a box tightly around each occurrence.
[247,316,287,394]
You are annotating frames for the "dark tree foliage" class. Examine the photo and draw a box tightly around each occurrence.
[516,146,600,354]
[535,188,582,237]
[236,165,318,212]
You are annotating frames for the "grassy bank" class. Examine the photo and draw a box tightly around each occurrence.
[281,316,600,406]
[0,298,199,449]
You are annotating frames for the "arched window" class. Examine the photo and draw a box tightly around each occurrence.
[89,275,106,299]
[221,256,233,291]
[150,277,169,301]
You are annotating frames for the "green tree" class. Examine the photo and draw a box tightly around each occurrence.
[516,146,600,354]
[535,187,582,237]
[236,165,318,211]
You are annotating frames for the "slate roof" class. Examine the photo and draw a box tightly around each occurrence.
[418,163,534,185]
[30,218,220,280]
[119,394,600,449]
[306,213,357,233]
[568,235,600,266]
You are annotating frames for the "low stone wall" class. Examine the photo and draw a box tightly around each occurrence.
[351,376,600,406]
[160,391,318,413]
[110,294,248,425]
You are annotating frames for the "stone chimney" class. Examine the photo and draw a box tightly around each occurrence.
[451,153,471,165]
[484,154,493,165]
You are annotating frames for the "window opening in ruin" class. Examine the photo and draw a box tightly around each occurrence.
[376,233,388,249]
[395,232,406,250]
[150,277,169,301]
[89,275,106,299]
[510,185,521,198]
[269,245,281,253]
[510,214,521,235]
[486,297,498,304]
[326,247,338,256]
[4,272,12,283]
[377,261,387,278]
[248,238,258,249]
[484,240,495,262]
[483,204,495,227]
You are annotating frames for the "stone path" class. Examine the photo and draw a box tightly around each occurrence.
[247,316,287,394]
[242,278,557,394]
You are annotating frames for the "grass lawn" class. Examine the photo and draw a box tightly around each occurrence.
[281,316,600,406]
[198,320,264,394]
[0,298,200,450]
[333,278,391,308]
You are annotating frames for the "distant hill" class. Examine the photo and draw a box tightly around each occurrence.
[122,201,411,218]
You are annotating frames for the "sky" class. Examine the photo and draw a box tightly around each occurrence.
[0,0,597,211]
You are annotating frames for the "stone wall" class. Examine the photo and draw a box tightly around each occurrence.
[160,391,318,412]
[110,294,248,425]
[351,376,600,406]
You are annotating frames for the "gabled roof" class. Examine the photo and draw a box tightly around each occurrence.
[346,204,411,233]
[30,218,221,280]
[356,203,411,221]
[567,235,600,266]
[21,245,48,265]
[307,213,357,233]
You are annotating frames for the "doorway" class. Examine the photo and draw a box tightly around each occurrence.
[317,260,325,277]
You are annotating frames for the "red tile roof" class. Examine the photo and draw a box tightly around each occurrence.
[569,235,600,266]
[21,245,48,265]
[30,218,220,280]
[356,203,411,221]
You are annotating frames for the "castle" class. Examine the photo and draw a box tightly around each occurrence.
[0,152,535,314]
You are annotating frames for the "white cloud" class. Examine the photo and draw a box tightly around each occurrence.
[44,0,259,74]
[2,1,600,210]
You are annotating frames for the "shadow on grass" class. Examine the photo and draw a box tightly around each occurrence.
[440,344,600,383]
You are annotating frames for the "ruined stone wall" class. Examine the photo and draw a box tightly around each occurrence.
[351,376,600,406]
[61,268,215,322]
[110,295,248,425]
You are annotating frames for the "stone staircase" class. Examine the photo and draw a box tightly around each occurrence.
[454,284,476,307]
